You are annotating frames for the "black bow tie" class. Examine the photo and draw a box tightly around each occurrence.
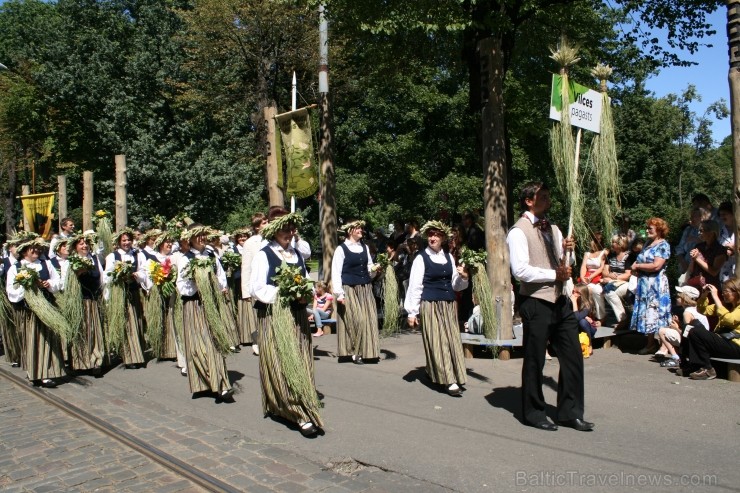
[536,218,550,232]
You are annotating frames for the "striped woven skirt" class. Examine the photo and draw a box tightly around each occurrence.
[256,305,322,427]
[121,300,146,365]
[420,300,467,386]
[19,307,65,382]
[182,299,231,394]
[222,289,240,348]
[336,283,380,359]
[1,295,22,365]
[71,299,107,370]
[160,297,177,360]
[11,304,27,370]
[237,298,256,345]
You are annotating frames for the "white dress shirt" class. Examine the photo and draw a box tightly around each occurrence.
[6,259,62,303]
[240,235,266,299]
[404,247,469,318]
[176,247,227,297]
[506,211,571,284]
[331,240,376,300]
[249,241,302,304]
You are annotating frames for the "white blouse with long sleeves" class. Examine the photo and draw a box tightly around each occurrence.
[103,249,153,291]
[331,240,376,301]
[249,241,302,305]
[6,259,62,303]
[403,247,468,318]
[240,235,267,299]
[175,247,227,297]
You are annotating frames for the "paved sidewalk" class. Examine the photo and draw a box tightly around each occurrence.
[0,377,204,493]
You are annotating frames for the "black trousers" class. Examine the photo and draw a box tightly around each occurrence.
[687,325,740,370]
[520,295,584,424]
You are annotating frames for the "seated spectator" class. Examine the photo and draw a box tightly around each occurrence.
[655,286,708,368]
[570,283,599,356]
[681,280,740,380]
[601,233,634,326]
[675,207,710,274]
[579,232,608,321]
[464,294,482,334]
[684,220,727,291]
[718,201,736,283]
[308,281,333,337]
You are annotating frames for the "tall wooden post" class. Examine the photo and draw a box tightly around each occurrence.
[728,1,740,280]
[57,175,67,229]
[264,105,284,208]
[115,155,128,229]
[318,4,337,281]
[82,171,93,231]
[479,36,513,358]
[21,185,30,231]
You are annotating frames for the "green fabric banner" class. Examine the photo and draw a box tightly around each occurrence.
[275,108,318,199]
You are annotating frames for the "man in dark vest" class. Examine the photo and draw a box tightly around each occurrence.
[506,182,594,432]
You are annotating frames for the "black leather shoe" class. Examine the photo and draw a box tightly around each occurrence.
[40,379,57,388]
[558,418,594,431]
[353,356,364,365]
[299,423,318,437]
[526,420,558,431]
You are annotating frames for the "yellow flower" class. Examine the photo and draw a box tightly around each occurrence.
[294,275,302,283]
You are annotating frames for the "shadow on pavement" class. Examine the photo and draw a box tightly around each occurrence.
[402,367,446,394]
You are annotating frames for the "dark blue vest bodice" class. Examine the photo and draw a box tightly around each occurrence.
[420,249,455,302]
[340,243,371,286]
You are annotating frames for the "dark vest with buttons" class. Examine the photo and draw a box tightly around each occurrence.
[78,256,102,300]
[419,249,456,302]
[141,248,158,262]
[340,243,371,286]
[113,250,141,301]
[253,245,306,311]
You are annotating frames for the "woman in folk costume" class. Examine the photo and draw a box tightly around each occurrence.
[175,224,234,400]
[331,220,380,364]
[171,232,190,376]
[404,221,469,396]
[6,237,66,387]
[250,210,323,437]
[229,228,253,347]
[144,232,180,364]
[241,212,269,356]
[104,228,152,369]
[65,233,107,374]
[1,237,23,367]
[139,229,163,262]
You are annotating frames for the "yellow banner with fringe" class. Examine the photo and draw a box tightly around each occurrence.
[20,192,55,239]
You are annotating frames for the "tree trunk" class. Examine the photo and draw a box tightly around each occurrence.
[115,155,128,230]
[5,156,17,235]
[82,171,94,231]
[319,92,337,281]
[729,0,740,279]
[479,36,513,340]
[57,175,67,230]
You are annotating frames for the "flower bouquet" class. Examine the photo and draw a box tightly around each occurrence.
[108,260,135,285]
[14,266,76,341]
[375,254,400,337]
[220,251,242,274]
[69,254,94,274]
[271,262,313,306]
[150,258,177,297]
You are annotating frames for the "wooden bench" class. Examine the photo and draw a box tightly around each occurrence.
[309,318,337,334]
[710,358,740,382]
[593,325,632,348]
[461,324,523,360]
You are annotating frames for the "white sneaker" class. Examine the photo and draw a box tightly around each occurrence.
[252,344,259,356]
